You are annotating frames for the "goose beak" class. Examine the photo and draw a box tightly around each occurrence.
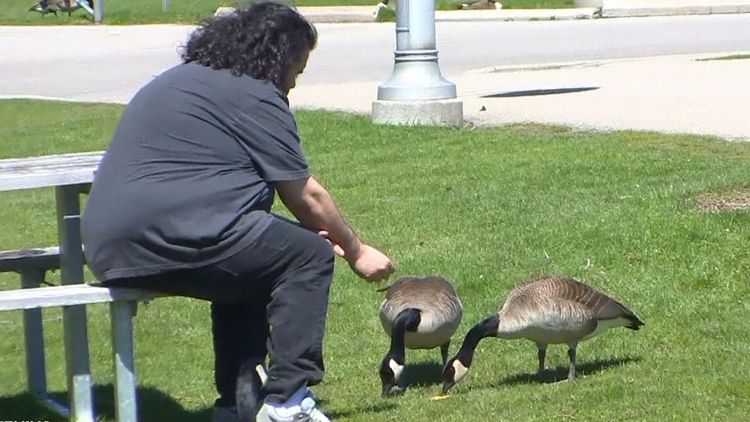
[382,383,404,397]
[441,378,455,395]
[440,374,454,394]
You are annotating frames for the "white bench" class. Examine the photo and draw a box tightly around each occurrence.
[0,282,168,421]
[2,151,108,422]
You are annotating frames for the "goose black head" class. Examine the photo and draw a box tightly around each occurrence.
[236,358,268,421]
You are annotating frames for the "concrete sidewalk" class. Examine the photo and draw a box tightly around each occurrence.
[288,52,750,141]
[291,0,750,23]
[599,0,750,17]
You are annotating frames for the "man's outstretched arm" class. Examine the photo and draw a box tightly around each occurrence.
[274,175,395,281]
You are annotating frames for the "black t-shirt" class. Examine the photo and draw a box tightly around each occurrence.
[81,62,310,281]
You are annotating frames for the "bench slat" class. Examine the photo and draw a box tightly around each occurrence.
[0,247,62,273]
[0,285,166,311]
[0,151,102,192]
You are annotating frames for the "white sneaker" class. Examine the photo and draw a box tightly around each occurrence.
[211,405,238,422]
[256,392,332,422]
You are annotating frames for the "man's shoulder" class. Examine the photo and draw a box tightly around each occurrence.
[146,63,291,119]
[173,63,281,98]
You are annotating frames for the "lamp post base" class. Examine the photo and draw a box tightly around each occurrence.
[371,98,464,127]
[376,49,458,102]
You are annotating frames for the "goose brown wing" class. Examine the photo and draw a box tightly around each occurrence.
[551,277,642,325]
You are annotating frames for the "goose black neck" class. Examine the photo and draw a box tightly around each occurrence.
[236,358,266,422]
[388,308,421,362]
[456,314,499,367]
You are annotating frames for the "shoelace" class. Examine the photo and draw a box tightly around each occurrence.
[296,397,331,422]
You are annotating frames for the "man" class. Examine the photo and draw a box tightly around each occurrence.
[80,3,396,422]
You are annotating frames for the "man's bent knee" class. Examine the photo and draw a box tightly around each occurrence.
[309,232,336,268]
[305,237,335,287]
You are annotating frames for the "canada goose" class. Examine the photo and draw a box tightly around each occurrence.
[440,275,644,394]
[459,0,498,10]
[28,0,55,16]
[28,0,92,17]
[236,357,268,421]
[378,275,463,397]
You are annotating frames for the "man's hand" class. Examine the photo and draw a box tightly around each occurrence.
[317,231,395,282]
[346,244,395,282]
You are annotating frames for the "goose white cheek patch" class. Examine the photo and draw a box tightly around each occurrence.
[389,359,404,381]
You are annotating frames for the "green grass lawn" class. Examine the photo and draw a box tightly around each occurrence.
[2,0,574,25]
[1,98,750,421]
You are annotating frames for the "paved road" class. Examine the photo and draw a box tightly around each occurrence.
[1,13,750,103]
[1,14,748,140]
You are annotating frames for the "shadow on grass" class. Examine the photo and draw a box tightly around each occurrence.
[496,356,642,387]
[0,362,448,421]
[0,384,212,422]
[400,360,445,389]
[327,400,398,419]
[259,393,397,420]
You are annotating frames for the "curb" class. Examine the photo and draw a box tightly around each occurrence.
[215,5,378,23]
[434,8,600,21]
[302,14,376,23]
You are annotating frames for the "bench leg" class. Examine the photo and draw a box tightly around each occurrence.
[20,269,49,398]
[56,185,94,422]
[111,300,139,422]
[20,269,72,417]
[21,270,70,418]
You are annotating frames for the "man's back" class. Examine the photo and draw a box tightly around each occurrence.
[82,62,310,281]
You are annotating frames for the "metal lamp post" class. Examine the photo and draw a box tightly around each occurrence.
[372,0,463,126]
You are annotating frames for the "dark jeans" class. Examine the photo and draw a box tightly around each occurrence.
[99,215,336,406]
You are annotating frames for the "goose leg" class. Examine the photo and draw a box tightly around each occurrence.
[440,341,451,366]
[566,342,577,381]
[535,342,547,381]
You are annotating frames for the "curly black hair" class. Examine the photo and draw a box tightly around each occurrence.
[180,1,318,91]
